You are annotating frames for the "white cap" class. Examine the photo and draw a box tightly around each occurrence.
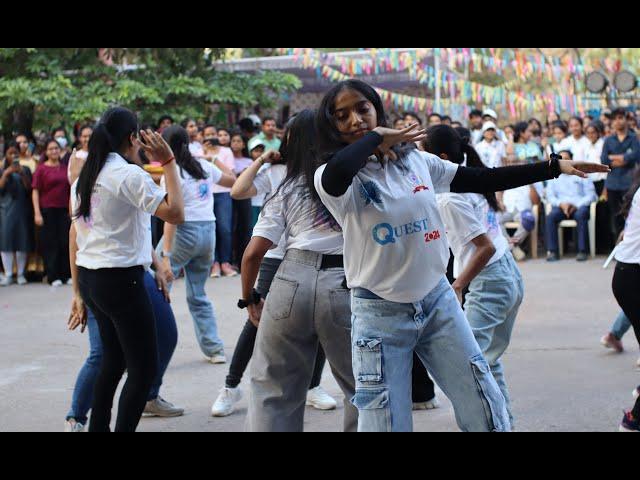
[482,108,498,120]
[247,136,266,152]
[248,114,262,127]
[481,121,498,133]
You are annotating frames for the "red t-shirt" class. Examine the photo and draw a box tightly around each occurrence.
[32,162,70,209]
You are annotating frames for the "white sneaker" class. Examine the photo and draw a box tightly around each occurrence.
[0,275,12,287]
[413,396,441,410]
[633,387,640,400]
[66,279,73,286]
[51,280,63,287]
[143,396,184,417]
[17,276,27,286]
[211,387,242,417]
[306,386,337,410]
[64,419,85,432]
[207,352,227,364]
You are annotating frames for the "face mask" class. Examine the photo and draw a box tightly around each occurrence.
[56,137,68,149]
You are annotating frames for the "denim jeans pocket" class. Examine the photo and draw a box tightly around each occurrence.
[470,354,510,432]
[351,387,391,432]
[354,338,383,384]
[264,276,298,321]
[329,288,352,330]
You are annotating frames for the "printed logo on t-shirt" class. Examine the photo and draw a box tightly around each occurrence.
[197,180,210,200]
[372,218,440,247]
[359,181,383,206]
[407,171,429,194]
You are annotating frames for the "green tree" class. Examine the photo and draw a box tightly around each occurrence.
[0,48,301,135]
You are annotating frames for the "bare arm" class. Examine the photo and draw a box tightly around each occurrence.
[241,236,273,327]
[67,221,87,332]
[230,150,281,200]
[32,189,43,226]
[451,234,496,302]
[139,130,185,225]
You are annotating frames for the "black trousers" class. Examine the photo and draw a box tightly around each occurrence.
[40,208,70,284]
[607,189,627,240]
[612,261,640,418]
[225,257,327,390]
[232,198,253,269]
[78,266,158,432]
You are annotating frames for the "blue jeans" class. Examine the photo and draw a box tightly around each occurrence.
[545,205,590,254]
[214,193,233,264]
[464,252,524,425]
[67,272,178,424]
[611,311,632,340]
[350,277,511,432]
[160,221,224,357]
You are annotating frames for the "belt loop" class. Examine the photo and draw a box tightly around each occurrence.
[316,252,323,270]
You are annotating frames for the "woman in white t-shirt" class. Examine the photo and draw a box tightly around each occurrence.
[69,107,185,432]
[158,125,235,364]
[612,168,640,432]
[210,118,336,417]
[426,125,525,426]
[238,110,357,432]
[313,79,609,432]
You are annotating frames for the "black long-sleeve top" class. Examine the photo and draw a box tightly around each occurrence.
[320,131,561,198]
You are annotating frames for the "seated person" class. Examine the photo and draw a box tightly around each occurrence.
[545,150,597,262]
[500,184,541,261]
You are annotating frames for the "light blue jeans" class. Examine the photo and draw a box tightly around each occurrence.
[464,252,524,425]
[158,221,224,357]
[611,311,632,340]
[351,276,511,432]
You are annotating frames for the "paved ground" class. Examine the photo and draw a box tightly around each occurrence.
[1,256,638,432]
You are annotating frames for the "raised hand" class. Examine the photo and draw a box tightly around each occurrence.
[138,129,174,165]
[558,160,610,179]
[374,123,427,158]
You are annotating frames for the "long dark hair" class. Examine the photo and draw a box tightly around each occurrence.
[265,109,319,205]
[316,79,410,164]
[75,107,138,220]
[621,166,640,220]
[513,121,529,143]
[162,125,207,180]
[423,124,501,212]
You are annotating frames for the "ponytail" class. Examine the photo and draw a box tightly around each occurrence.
[75,107,138,220]
[162,125,207,180]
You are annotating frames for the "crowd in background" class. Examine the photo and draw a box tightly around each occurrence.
[1,105,639,286]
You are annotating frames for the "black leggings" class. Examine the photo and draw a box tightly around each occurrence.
[232,198,253,269]
[78,266,158,432]
[612,261,640,418]
[225,257,327,390]
[41,208,70,283]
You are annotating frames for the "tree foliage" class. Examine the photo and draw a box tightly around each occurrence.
[0,48,301,134]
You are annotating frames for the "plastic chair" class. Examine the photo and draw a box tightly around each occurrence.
[544,202,597,258]
[504,204,539,259]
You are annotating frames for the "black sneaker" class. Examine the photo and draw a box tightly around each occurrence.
[619,411,640,432]
[546,252,559,262]
[576,252,588,262]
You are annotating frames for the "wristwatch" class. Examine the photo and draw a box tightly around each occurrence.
[160,250,172,259]
[237,289,262,309]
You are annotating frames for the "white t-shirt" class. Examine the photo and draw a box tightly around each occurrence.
[315,150,459,303]
[251,164,270,207]
[252,164,287,260]
[234,156,253,174]
[253,175,343,255]
[476,140,506,169]
[583,138,607,182]
[72,153,166,270]
[189,141,205,160]
[563,135,591,161]
[161,158,222,223]
[503,185,538,213]
[615,189,640,264]
[437,192,510,278]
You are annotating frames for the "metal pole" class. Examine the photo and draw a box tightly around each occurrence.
[434,49,441,113]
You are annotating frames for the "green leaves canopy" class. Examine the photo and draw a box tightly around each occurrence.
[0,48,301,133]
